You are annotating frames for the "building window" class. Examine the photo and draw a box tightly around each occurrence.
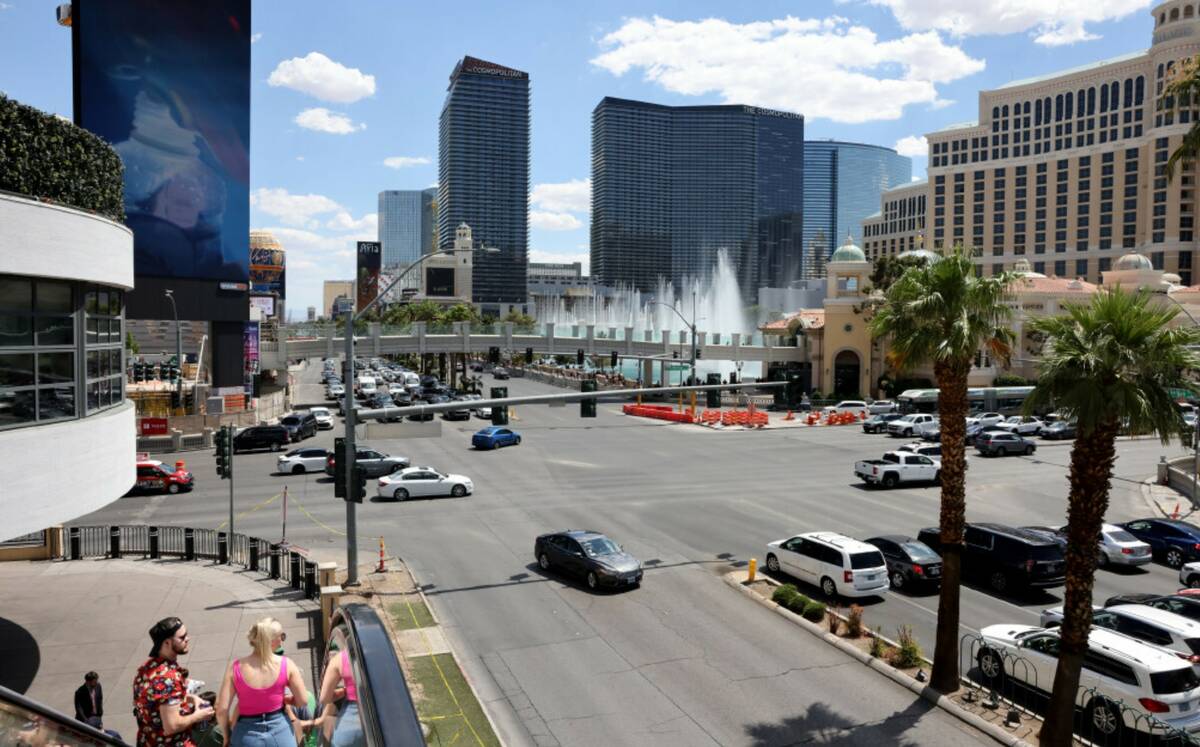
[84,287,124,414]
[0,278,78,427]
[1075,259,1088,276]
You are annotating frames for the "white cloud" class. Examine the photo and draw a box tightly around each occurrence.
[295,156,305,161]
[426,182,439,189]
[250,188,341,228]
[0,3,12,10]
[383,156,432,169]
[250,33,263,44]
[268,52,376,103]
[929,98,955,110]
[894,134,928,157]
[867,0,1145,46]
[530,211,584,231]
[326,211,378,232]
[530,249,590,270]
[531,178,591,214]
[591,16,984,124]
[294,107,366,134]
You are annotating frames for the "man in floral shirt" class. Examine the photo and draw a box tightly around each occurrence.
[133,617,212,746]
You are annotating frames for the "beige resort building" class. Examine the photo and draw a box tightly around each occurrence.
[761,236,1200,398]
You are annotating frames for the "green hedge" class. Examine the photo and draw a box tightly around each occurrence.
[0,94,125,221]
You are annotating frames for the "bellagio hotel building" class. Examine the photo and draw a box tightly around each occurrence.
[864,0,1200,286]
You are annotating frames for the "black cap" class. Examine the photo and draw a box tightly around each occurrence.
[148,617,183,657]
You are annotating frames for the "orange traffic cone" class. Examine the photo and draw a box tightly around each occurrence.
[784,411,794,421]
[376,537,387,573]
[1173,502,1181,520]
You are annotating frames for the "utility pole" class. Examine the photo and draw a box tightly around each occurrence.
[228,428,234,558]
[165,289,182,412]
[690,289,698,386]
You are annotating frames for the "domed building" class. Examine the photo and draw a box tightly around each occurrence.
[249,230,286,299]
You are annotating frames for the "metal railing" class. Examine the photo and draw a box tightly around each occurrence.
[64,525,323,600]
[959,633,1200,745]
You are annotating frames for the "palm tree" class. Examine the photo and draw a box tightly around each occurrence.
[868,245,1016,692]
[1027,289,1200,745]
[1166,58,1200,180]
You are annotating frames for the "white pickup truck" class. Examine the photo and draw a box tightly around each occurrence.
[886,413,939,438]
[854,451,942,489]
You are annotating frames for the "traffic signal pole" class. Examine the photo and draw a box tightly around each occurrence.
[228,428,234,560]
[343,309,359,586]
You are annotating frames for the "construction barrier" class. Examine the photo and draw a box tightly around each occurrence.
[622,403,696,423]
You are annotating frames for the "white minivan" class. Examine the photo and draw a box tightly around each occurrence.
[764,532,890,599]
[356,375,377,398]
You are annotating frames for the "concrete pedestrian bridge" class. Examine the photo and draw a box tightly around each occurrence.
[260,321,804,369]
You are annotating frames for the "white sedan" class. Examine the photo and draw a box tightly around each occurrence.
[277,447,330,474]
[996,415,1044,436]
[378,467,473,501]
[310,407,334,430]
[966,411,1005,428]
[327,384,345,400]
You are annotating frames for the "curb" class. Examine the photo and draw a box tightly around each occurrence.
[722,573,1034,747]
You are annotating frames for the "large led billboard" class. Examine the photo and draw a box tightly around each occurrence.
[73,0,250,285]
[356,242,382,312]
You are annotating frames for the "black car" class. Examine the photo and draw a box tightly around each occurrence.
[322,448,409,478]
[534,530,643,590]
[280,412,318,442]
[492,367,510,380]
[1019,525,1069,549]
[1120,519,1200,568]
[233,425,291,453]
[917,522,1066,594]
[863,535,942,591]
[975,431,1037,456]
[1104,593,1200,622]
[441,402,472,421]
[862,413,903,434]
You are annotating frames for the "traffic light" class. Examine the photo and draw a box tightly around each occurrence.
[706,373,721,408]
[333,437,346,498]
[351,465,367,503]
[490,387,508,425]
[489,346,501,364]
[526,347,534,365]
[576,349,585,366]
[610,351,619,369]
[581,379,597,418]
[785,372,805,407]
[214,426,231,479]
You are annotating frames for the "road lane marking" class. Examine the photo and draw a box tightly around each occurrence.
[216,491,283,530]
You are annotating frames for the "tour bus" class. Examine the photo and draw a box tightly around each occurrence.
[896,386,1035,416]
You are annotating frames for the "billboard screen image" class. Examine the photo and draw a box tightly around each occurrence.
[74,0,251,283]
[357,241,382,312]
[426,266,455,297]
[249,230,286,298]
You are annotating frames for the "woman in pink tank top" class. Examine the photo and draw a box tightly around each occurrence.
[216,617,309,747]
[317,643,361,747]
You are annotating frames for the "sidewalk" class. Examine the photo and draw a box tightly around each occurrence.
[0,558,319,740]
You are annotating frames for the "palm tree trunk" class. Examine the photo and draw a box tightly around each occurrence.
[930,358,971,692]
[1039,419,1120,745]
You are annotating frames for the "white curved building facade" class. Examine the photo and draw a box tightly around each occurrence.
[0,194,136,541]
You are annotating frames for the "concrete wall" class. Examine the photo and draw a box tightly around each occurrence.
[0,404,136,541]
[0,194,134,287]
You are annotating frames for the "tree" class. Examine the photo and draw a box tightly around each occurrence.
[442,303,481,323]
[869,253,928,293]
[1167,58,1200,180]
[125,330,139,355]
[500,309,537,327]
[1026,289,1200,745]
[868,245,1016,692]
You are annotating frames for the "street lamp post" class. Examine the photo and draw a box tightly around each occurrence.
[652,289,700,386]
[164,290,182,413]
[342,243,497,585]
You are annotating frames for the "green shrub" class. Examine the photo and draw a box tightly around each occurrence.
[802,600,826,622]
[846,605,864,638]
[0,94,125,221]
[889,625,924,668]
[787,593,811,615]
[992,372,1028,387]
[868,631,887,658]
[771,584,800,607]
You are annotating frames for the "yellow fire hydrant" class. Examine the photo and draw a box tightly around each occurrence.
[747,557,757,583]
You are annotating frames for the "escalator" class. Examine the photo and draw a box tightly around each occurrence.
[1,603,424,747]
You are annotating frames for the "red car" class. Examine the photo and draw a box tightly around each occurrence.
[129,460,194,495]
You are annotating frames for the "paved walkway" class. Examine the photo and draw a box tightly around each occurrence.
[0,558,320,740]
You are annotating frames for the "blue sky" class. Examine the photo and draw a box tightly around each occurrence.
[0,0,1154,316]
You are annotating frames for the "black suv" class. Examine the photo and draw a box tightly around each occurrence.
[280,412,318,442]
[233,425,291,453]
[917,523,1065,595]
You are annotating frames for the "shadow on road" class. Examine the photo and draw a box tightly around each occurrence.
[744,697,931,746]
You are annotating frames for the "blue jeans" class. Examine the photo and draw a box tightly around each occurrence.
[331,702,363,747]
[230,711,293,747]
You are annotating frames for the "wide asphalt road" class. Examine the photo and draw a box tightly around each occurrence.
[78,362,1189,746]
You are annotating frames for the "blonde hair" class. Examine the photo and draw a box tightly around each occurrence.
[247,617,283,662]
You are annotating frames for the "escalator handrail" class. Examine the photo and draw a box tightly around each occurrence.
[0,683,128,746]
[335,603,426,746]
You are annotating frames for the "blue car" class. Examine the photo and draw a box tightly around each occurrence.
[1120,518,1200,568]
[473,426,521,450]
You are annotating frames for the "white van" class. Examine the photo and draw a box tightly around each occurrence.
[764,532,889,599]
[356,376,377,398]
[402,372,420,389]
